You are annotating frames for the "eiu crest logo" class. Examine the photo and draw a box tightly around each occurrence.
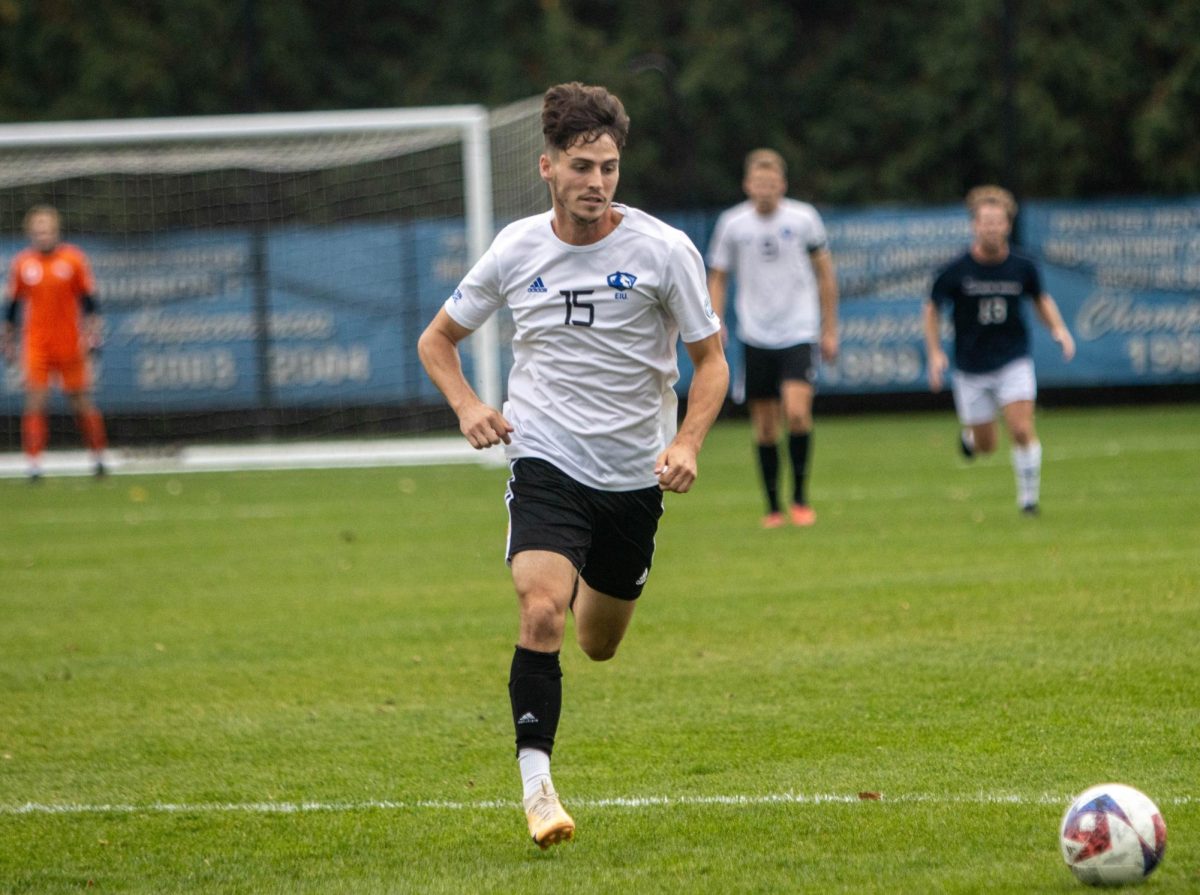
[606,271,637,291]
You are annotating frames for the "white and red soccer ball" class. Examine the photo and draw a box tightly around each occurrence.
[1060,783,1167,886]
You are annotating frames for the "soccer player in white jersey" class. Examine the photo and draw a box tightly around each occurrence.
[706,149,839,528]
[925,185,1075,515]
[418,82,728,849]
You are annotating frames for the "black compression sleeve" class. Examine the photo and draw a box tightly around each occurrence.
[4,299,17,325]
[80,293,98,314]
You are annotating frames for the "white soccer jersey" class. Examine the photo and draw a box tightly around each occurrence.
[445,204,720,491]
[706,198,828,348]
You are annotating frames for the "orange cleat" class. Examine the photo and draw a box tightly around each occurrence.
[790,505,817,527]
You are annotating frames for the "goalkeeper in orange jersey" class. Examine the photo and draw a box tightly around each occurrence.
[3,205,108,480]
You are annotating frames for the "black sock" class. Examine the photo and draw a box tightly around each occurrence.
[508,645,562,757]
[757,443,780,513]
[788,431,811,507]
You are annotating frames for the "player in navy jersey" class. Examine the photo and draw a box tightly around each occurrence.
[418,82,728,848]
[924,185,1075,514]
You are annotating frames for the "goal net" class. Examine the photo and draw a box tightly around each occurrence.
[0,97,545,463]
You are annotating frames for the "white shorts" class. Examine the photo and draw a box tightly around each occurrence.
[952,356,1037,426]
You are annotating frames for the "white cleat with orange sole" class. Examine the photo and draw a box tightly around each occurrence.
[524,780,575,849]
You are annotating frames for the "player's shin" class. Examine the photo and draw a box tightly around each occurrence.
[1011,440,1042,510]
[757,443,780,513]
[509,645,563,788]
[78,409,108,453]
[788,431,811,507]
[21,412,47,459]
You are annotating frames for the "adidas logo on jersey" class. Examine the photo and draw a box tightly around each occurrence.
[527,277,548,293]
[517,711,539,724]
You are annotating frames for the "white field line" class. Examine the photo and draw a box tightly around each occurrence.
[3,791,1196,816]
[1,431,1196,480]
[0,438,506,479]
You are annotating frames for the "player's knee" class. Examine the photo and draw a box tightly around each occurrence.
[974,430,998,453]
[1011,427,1035,447]
[518,593,566,642]
[787,412,812,433]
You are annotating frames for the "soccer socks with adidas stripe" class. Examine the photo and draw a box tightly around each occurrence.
[1011,440,1042,508]
[509,645,562,757]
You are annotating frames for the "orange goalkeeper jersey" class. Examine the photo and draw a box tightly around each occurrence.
[7,243,96,355]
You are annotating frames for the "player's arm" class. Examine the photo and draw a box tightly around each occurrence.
[655,332,729,494]
[80,292,103,353]
[705,267,729,345]
[417,307,512,449]
[812,247,839,362]
[2,291,19,363]
[923,299,948,393]
[1032,292,1076,361]
[72,249,103,353]
[3,259,19,363]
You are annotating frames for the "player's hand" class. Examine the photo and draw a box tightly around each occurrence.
[820,331,839,364]
[79,319,103,356]
[1055,327,1076,362]
[927,349,948,393]
[458,401,513,449]
[654,442,698,493]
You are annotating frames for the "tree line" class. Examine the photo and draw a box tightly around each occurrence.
[1,0,1196,210]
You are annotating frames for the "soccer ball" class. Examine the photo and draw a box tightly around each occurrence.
[1060,783,1167,886]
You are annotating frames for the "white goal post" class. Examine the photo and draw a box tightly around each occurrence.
[0,98,545,466]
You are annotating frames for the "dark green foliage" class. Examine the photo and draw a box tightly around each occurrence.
[1,1,1198,206]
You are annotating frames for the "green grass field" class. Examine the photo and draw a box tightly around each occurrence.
[2,405,1198,893]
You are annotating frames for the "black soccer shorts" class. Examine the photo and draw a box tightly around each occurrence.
[504,457,664,600]
[743,342,817,400]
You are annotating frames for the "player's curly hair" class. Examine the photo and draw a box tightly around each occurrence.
[542,82,630,153]
[966,185,1018,222]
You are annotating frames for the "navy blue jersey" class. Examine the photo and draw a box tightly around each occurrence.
[930,250,1043,374]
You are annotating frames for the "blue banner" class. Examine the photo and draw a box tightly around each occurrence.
[2,221,468,414]
[4,198,1197,415]
[1023,198,1200,386]
[678,198,1200,396]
